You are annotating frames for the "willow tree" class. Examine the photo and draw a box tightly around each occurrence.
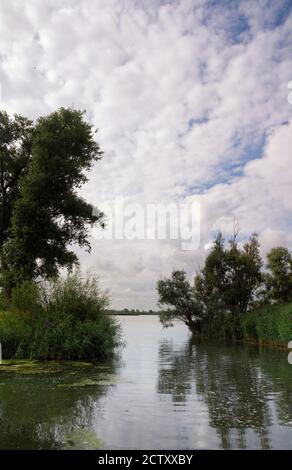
[0,108,104,295]
[157,270,205,334]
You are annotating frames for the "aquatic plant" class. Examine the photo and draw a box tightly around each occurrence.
[0,273,121,360]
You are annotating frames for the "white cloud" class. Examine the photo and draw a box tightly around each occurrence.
[0,0,292,308]
[197,121,292,239]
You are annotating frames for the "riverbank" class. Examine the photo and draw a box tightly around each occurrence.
[0,274,121,361]
[242,302,292,348]
[199,302,292,349]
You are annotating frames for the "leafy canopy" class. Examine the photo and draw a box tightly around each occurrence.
[265,247,292,303]
[0,108,104,293]
[195,232,263,318]
[157,269,205,333]
[157,232,263,336]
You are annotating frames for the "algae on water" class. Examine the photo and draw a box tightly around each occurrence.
[58,374,119,388]
[0,360,99,375]
[0,360,63,375]
[61,429,103,450]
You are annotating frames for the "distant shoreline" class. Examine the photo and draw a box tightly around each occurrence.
[108,312,159,316]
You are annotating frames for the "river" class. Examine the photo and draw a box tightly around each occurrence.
[0,315,291,449]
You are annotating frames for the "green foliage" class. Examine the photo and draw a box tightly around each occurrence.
[242,303,292,346]
[43,272,109,322]
[0,108,105,294]
[0,273,121,360]
[200,312,243,339]
[196,232,262,322]
[156,233,262,337]
[156,231,292,345]
[0,111,33,249]
[10,280,42,318]
[157,270,205,334]
[264,247,292,303]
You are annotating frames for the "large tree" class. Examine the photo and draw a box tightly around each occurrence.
[156,233,263,336]
[265,247,292,303]
[0,108,104,295]
[157,270,205,334]
[195,232,263,322]
[0,111,33,248]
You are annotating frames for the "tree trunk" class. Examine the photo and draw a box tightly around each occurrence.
[185,316,202,336]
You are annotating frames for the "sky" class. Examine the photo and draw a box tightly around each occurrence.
[0,0,292,309]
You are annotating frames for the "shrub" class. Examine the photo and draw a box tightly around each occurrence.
[10,280,42,318]
[43,273,109,322]
[201,311,244,340]
[242,302,292,346]
[0,273,121,360]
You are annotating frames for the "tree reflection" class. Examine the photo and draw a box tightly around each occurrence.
[157,338,292,449]
[0,360,118,449]
[253,348,292,426]
[157,339,193,402]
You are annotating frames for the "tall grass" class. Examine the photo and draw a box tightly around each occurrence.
[242,302,292,346]
[200,302,292,347]
[0,273,121,360]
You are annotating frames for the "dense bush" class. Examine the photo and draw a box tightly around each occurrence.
[242,302,292,346]
[201,312,244,340]
[201,302,292,346]
[0,273,121,360]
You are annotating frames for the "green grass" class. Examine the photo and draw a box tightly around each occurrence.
[0,273,122,360]
[242,302,292,347]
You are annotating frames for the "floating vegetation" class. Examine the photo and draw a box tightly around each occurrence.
[58,374,118,388]
[0,360,107,376]
[67,361,94,368]
[58,378,102,388]
[58,373,132,388]
[0,360,63,375]
[61,429,103,450]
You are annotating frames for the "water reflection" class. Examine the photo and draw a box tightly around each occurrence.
[0,361,117,449]
[158,340,193,401]
[0,317,291,449]
[157,338,292,449]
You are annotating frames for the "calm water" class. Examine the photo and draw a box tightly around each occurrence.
[0,315,291,449]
